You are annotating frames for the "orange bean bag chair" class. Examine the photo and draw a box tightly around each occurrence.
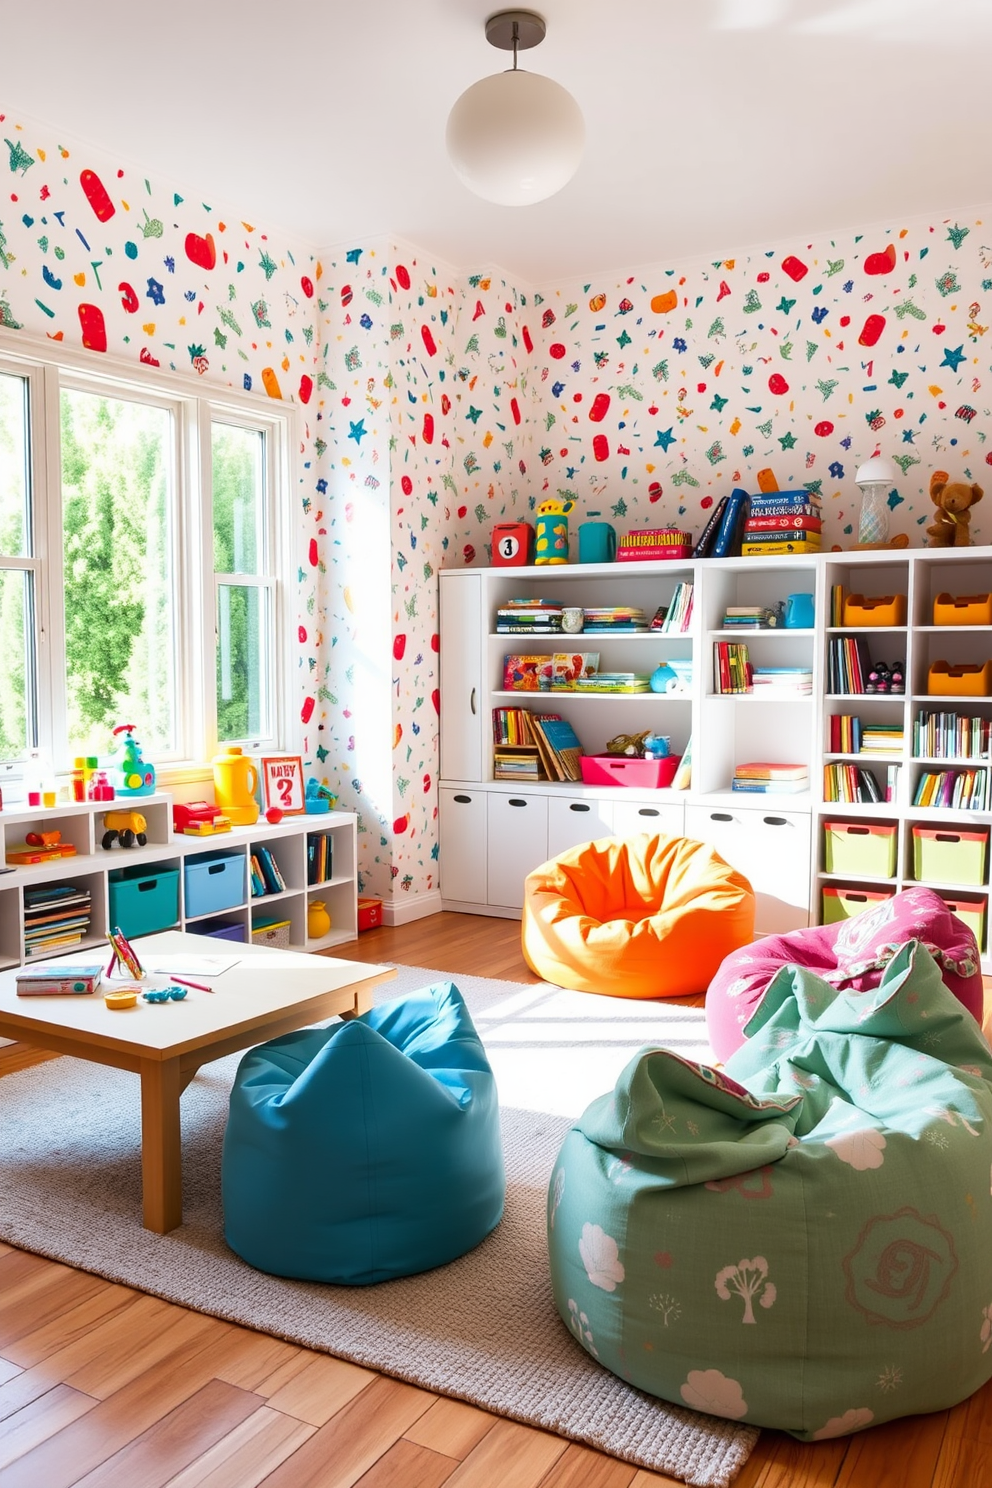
[522,833,755,999]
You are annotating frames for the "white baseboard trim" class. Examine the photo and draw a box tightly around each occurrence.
[382,890,444,927]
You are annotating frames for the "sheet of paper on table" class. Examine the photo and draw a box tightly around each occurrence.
[140,954,241,977]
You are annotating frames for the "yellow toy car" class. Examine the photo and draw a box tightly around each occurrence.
[101,809,148,850]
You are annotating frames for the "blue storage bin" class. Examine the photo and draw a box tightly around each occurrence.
[199,917,247,944]
[184,852,247,918]
[109,866,180,939]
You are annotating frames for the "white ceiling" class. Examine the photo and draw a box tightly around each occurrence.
[3,0,991,284]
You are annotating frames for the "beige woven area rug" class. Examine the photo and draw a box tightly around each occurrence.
[0,964,758,1487]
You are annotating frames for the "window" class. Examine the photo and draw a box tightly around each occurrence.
[0,341,294,776]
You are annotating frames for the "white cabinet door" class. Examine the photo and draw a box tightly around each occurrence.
[547,795,614,857]
[487,791,549,909]
[439,788,488,906]
[439,573,485,781]
[612,799,685,840]
[685,804,811,935]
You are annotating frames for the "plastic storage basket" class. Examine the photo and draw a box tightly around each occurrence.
[912,826,989,886]
[823,821,897,878]
[108,866,180,940]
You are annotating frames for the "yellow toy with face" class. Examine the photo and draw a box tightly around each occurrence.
[534,496,575,565]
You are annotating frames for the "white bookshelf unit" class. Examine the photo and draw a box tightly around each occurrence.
[0,793,358,972]
[439,548,992,969]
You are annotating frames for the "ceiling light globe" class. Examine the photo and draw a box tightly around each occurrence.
[446,69,585,206]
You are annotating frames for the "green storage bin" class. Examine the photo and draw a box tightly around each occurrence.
[939,894,987,949]
[823,820,897,879]
[912,826,988,886]
[822,886,895,924]
[108,865,180,939]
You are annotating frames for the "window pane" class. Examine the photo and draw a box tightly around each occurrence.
[216,582,270,742]
[0,570,33,759]
[60,389,176,756]
[212,423,264,574]
[0,371,29,556]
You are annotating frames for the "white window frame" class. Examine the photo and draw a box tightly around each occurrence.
[0,331,298,781]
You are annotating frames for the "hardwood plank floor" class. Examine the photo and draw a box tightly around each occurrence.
[0,911,990,1486]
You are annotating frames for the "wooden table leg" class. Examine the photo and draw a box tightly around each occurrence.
[139,1056,183,1233]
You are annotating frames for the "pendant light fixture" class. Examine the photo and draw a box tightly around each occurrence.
[446,10,585,207]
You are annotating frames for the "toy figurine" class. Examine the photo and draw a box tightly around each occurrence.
[101,809,148,850]
[112,724,156,796]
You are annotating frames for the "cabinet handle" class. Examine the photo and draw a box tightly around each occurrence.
[763,817,788,827]
[470,687,477,716]
[710,812,734,823]
[453,794,473,804]
[569,803,591,813]
[508,798,527,808]
[637,808,660,817]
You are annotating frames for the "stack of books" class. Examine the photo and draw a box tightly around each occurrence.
[650,582,694,633]
[23,882,92,959]
[732,762,809,795]
[495,599,563,634]
[741,490,822,556]
[750,666,813,696]
[616,529,692,562]
[721,604,779,629]
[713,641,751,693]
[860,721,905,753]
[574,672,651,693]
[581,607,649,632]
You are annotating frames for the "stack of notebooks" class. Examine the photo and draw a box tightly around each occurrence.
[750,666,813,696]
[741,490,822,556]
[250,844,286,897]
[721,604,779,629]
[732,762,809,795]
[860,721,905,753]
[495,599,563,634]
[650,582,694,633]
[581,607,649,632]
[23,882,92,959]
[574,672,651,693]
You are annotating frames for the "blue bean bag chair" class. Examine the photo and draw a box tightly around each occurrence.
[548,941,992,1439]
[222,981,505,1283]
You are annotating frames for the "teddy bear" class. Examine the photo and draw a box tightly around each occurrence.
[927,471,983,547]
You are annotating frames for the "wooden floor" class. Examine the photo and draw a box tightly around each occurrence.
[0,911,990,1487]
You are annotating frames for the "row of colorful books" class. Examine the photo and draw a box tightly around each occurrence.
[913,769,990,810]
[250,844,286,897]
[306,831,334,886]
[713,641,752,693]
[823,763,891,804]
[652,582,694,633]
[826,636,874,694]
[913,710,992,761]
[490,709,583,782]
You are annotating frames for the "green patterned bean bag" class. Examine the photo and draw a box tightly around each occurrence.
[547,940,992,1439]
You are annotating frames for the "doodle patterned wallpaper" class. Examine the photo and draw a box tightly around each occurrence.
[3,108,992,911]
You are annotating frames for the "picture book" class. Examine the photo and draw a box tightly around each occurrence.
[502,654,553,691]
[550,652,600,688]
[16,964,103,996]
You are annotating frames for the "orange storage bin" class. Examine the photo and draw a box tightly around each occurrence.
[842,593,907,627]
[939,893,987,947]
[933,592,992,627]
[927,660,992,697]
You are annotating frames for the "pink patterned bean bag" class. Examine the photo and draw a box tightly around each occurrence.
[706,887,984,1062]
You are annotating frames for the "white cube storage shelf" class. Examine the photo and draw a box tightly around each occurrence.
[0,794,359,971]
[440,548,992,968]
